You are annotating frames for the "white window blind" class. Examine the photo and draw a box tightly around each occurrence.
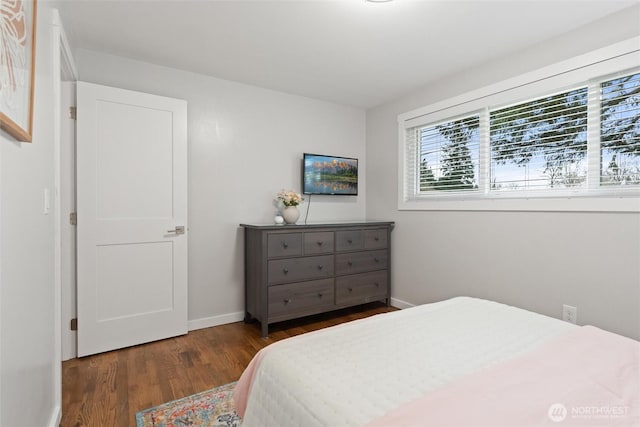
[490,87,588,191]
[600,72,640,186]
[407,115,480,195]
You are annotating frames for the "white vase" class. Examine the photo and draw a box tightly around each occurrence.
[281,206,300,224]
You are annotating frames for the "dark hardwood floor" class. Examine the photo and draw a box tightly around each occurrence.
[61,303,396,427]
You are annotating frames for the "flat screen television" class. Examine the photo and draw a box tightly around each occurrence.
[303,153,358,196]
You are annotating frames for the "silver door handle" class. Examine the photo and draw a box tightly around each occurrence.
[167,225,185,235]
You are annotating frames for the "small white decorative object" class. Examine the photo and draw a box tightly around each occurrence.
[281,206,300,224]
[274,214,284,225]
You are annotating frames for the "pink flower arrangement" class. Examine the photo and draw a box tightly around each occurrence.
[275,189,304,207]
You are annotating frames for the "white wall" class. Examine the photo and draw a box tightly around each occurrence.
[0,5,59,427]
[73,49,366,325]
[366,6,640,340]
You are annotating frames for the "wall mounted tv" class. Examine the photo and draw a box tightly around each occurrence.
[303,153,358,196]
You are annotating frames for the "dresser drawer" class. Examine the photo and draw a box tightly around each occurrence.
[268,255,334,284]
[268,279,335,322]
[335,250,387,275]
[303,231,334,255]
[268,233,302,258]
[364,228,387,250]
[336,271,387,305]
[335,230,364,252]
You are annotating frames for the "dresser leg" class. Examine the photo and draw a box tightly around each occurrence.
[261,322,269,338]
[244,312,255,323]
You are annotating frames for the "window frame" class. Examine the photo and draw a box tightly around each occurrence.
[398,37,640,212]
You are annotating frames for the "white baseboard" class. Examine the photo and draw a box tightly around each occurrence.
[48,406,61,427]
[188,311,245,331]
[187,301,414,332]
[390,297,415,310]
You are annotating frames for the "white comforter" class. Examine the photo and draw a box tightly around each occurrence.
[237,297,575,426]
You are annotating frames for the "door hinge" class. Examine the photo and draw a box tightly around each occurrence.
[70,318,78,331]
[69,106,77,120]
[70,212,77,225]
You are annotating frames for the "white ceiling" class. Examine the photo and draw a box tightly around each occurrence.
[51,0,636,108]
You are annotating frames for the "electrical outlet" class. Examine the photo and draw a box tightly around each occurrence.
[563,304,577,324]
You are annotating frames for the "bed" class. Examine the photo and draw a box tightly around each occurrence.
[234,297,639,426]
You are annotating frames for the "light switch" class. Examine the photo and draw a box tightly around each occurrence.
[43,188,50,214]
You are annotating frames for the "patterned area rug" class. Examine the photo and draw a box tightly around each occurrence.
[136,381,242,427]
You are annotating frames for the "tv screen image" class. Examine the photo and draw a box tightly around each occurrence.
[303,153,358,195]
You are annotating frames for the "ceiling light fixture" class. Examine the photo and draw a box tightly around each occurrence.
[366,0,394,3]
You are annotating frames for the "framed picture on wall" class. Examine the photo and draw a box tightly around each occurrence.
[0,0,37,142]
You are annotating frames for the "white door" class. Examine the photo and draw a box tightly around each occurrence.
[76,82,188,357]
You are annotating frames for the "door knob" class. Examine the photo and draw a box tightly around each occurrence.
[167,225,185,235]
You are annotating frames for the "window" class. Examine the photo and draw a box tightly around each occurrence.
[490,87,588,191]
[418,115,480,193]
[399,39,640,212]
[600,72,640,186]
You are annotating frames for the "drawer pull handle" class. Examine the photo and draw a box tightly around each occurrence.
[375,282,380,287]
[318,293,323,298]
[284,298,292,304]
[347,261,353,266]
[282,242,288,249]
[283,268,289,274]
[374,257,380,263]
[374,236,380,241]
[348,287,353,292]
[317,241,323,246]
[317,265,324,270]
[347,239,352,244]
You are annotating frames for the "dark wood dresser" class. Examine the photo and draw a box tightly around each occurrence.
[240,221,394,337]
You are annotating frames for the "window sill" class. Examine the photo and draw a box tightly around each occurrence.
[398,195,640,213]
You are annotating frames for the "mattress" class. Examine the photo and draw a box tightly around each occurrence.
[235,297,578,426]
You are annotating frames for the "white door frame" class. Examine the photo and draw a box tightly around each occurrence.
[59,81,76,362]
[52,8,77,427]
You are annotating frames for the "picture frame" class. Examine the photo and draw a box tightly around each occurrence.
[0,0,37,142]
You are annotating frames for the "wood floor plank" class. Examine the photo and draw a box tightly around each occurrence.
[61,302,396,427]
